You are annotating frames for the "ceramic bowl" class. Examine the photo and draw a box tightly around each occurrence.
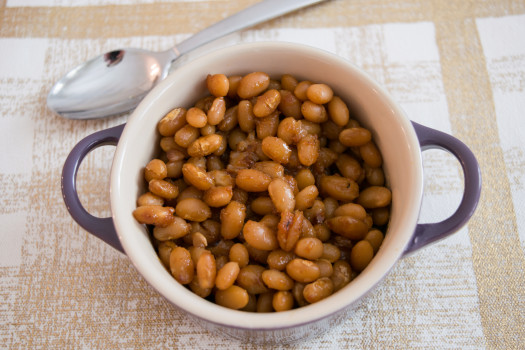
[62,42,481,344]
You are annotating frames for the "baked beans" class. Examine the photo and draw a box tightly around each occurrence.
[133,72,391,311]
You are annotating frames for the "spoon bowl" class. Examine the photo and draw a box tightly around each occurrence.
[47,48,176,119]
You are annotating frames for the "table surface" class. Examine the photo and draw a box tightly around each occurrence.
[1,0,524,349]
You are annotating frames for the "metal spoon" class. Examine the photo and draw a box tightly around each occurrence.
[47,0,326,120]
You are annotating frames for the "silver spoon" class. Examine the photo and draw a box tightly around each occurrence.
[47,0,326,120]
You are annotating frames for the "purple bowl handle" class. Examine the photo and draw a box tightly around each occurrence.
[61,124,126,253]
[403,121,481,255]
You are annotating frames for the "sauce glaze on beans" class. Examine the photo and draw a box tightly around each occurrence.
[132,72,392,312]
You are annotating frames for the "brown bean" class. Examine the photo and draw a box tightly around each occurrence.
[253,89,281,117]
[208,169,234,187]
[182,163,214,191]
[321,243,341,263]
[175,124,200,148]
[158,241,176,269]
[326,216,369,240]
[335,154,363,182]
[203,186,233,207]
[293,80,312,101]
[281,74,298,91]
[194,95,214,113]
[166,160,183,178]
[255,112,279,139]
[372,207,390,226]
[277,117,306,145]
[314,223,331,242]
[297,134,319,166]
[301,216,316,238]
[132,205,174,227]
[319,175,359,202]
[206,156,224,172]
[237,100,256,132]
[278,89,302,119]
[316,259,333,278]
[148,179,179,199]
[206,73,229,97]
[144,159,167,182]
[215,285,249,310]
[218,105,238,132]
[175,198,211,222]
[201,220,221,245]
[186,156,206,169]
[295,185,319,211]
[244,243,271,265]
[303,277,334,304]
[237,72,270,99]
[153,216,191,241]
[200,123,216,136]
[261,136,292,164]
[187,134,223,157]
[306,83,333,104]
[267,249,295,271]
[323,198,338,220]
[220,201,246,239]
[229,243,249,268]
[333,203,367,221]
[364,229,384,253]
[169,246,194,285]
[236,265,269,294]
[177,186,203,203]
[301,101,328,123]
[303,200,325,225]
[158,107,186,136]
[253,161,284,179]
[257,292,275,313]
[300,120,322,135]
[197,250,216,289]
[292,282,307,307]
[350,240,374,272]
[227,75,242,99]
[327,96,350,126]
[189,278,213,299]
[137,192,164,207]
[192,232,208,248]
[286,258,320,283]
[207,97,226,125]
[160,136,183,153]
[294,169,314,191]
[272,291,294,312]
[268,178,295,213]
[262,269,294,291]
[339,127,372,147]
[235,169,272,192]
[215,261,240,290]
[294,237,323,260]
[243,220,278,251]
[186,107,208,128]
[228,128,247,151]
[357,186,392,208]
[365,165,385,186]
[251,196,276,216]
[360,141,382,167]
[331,260,352,292]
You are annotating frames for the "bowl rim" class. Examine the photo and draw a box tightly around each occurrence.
[110,41,424,330]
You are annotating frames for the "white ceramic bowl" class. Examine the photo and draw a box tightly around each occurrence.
[62,42,481,344]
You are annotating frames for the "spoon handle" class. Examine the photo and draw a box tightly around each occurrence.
[175,0,327,56]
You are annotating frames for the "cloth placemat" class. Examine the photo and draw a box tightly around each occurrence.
[1,0,524,348]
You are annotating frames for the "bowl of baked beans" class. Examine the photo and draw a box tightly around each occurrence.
[62,42,481,343]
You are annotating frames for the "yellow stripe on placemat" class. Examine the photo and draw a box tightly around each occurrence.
[2,0,525,40]
[433,3,525,348]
